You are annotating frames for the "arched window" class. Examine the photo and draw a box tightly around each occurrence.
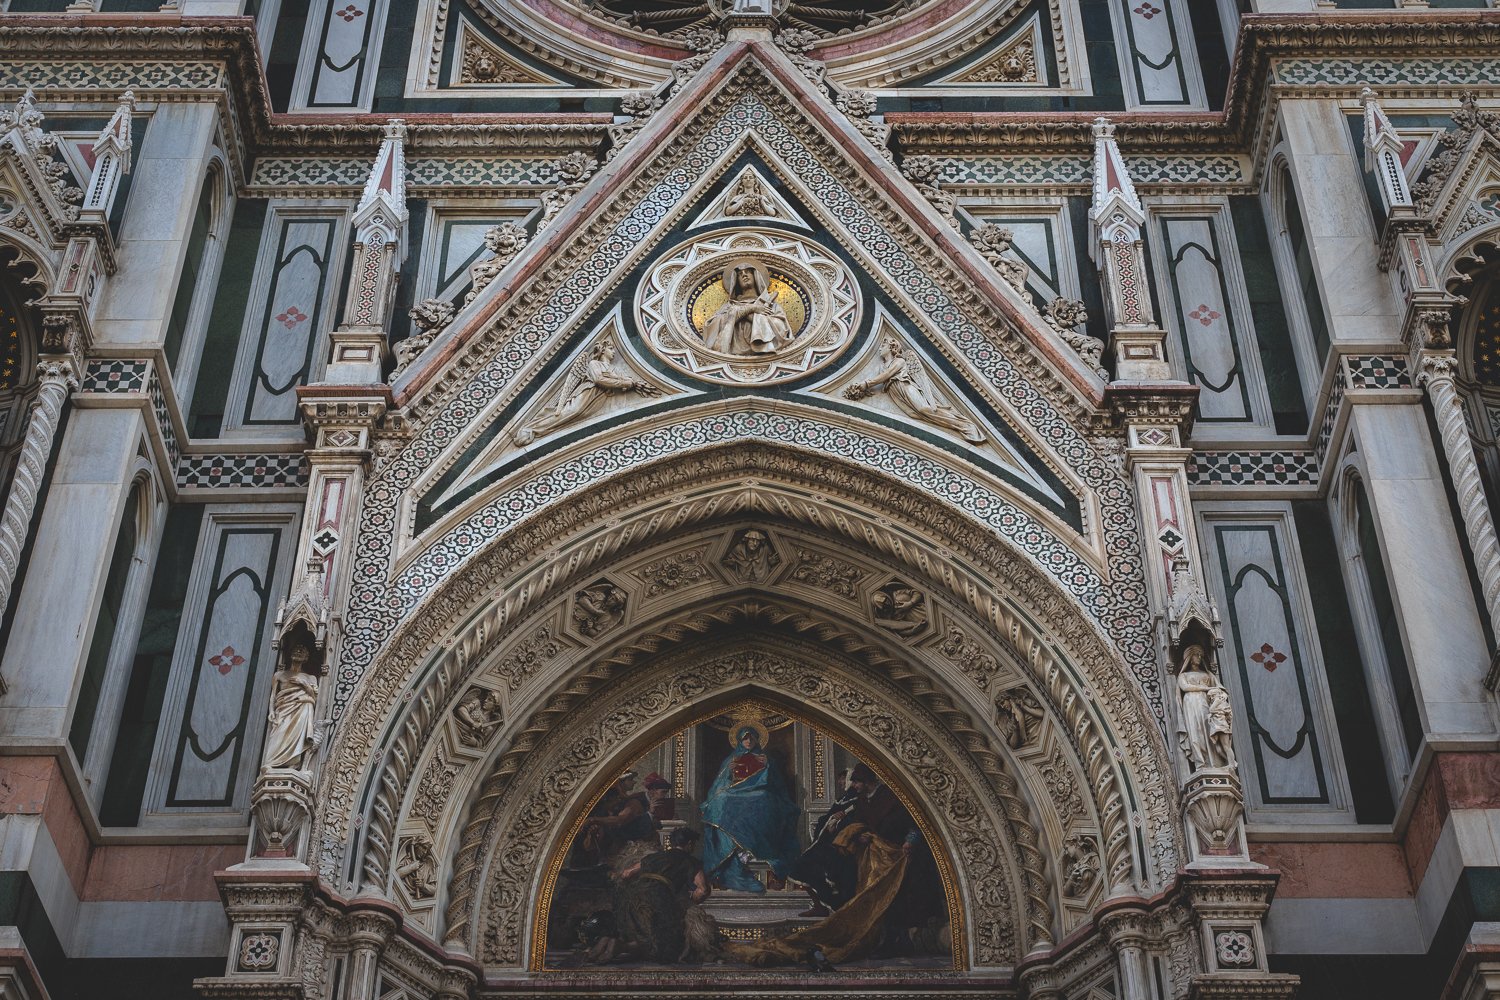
[1333,462,1422,799]
[1265,155,1332,400]
[68,470,164,802]
[163,158,230,407]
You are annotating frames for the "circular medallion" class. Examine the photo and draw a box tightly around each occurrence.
[636,229,861,385]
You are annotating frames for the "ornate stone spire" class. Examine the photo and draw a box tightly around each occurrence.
[1089,117,1169,381]
[81,90,133,219]
[328,120,408,383]
[1361,86,1411,212]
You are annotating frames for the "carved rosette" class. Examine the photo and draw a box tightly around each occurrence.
[636,228,860,384]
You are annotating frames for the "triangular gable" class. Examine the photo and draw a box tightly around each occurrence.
[1431,129,1500,246]
[448,15,567,88]
[688,163,811,231]
[933,15,1048,87]
[391,40,1107,545]
[397,41,1101,407]
[411,150,1079,532]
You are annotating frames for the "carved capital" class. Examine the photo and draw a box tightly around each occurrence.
[1418,350,1460,387]
[1182,767,1246,861]
[250,768,316,860]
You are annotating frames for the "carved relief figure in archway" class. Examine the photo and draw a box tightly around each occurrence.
[514,337,660,445]
[702,261,794,355]
[846,336,985,444]
[701,720,801,893]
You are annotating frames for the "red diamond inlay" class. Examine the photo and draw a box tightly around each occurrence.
[1250,643,1286,671]
[209,646,246,675]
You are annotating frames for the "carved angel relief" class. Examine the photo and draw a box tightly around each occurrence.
[845,335,986,444]
[513,336,662,445]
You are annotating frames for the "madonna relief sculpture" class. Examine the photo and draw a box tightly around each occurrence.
[703,261,794,355]
[637,229,860,385]
[1176,643,1236,771]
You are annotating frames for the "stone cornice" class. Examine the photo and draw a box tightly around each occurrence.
[0,15,610,175]
[891,11,1500,158]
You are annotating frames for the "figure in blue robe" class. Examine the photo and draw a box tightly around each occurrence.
[700,726,801,893]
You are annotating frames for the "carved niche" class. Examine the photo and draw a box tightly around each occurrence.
[635,229,860,385]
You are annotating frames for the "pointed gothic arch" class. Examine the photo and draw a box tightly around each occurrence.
[308,441,1180,990]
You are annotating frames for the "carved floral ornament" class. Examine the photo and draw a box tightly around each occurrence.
[316,447,1178,913]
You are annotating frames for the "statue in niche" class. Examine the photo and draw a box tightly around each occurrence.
[454,686,504,748]
[573,581,628,638]
[845,337,985,444]
[264,638,321,771]
[514,337,661,445]
[702,261,794,355]
[1176,644,1237,771]
[872,580,927,637]
[722,529,780,583]
[994,686,1045,751]
[724,172,779,218]
[396,834,438,901]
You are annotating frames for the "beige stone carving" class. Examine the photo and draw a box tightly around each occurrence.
[454,686,504,748]
[953,37,1038,83]
[789,547,862,598]
[995,686,1045,750]
[939,624,1001,690]
[846,336,985,444]
[396,834,438,901]
[264,644,320,771]
[703,260,795,355]
[464,222,529,305]
[1176,644,1236,772]
[459,32,552,85]
[572,580,628,637]
[513,337,661,445]
[970,222,1031,294]
[722,528,780,582]
[639,549,710,596]
[1045,297,1106,378]
[723,170,778,218]
[1061,834,1101,899]
[872,579,927,636]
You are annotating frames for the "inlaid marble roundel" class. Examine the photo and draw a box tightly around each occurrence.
[636,229,861,385]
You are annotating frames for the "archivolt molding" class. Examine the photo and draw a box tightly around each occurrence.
[1442,219,1500,294]
[342,55,1155,761]
[363,582,1134,934]
[452,637,1033,969]
[313,452,1178,935]
[437,0,680,90]
[401,395,1095,581]
[816,0,1078,93]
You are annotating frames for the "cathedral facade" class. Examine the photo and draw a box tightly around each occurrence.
[0,0,1498,997]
